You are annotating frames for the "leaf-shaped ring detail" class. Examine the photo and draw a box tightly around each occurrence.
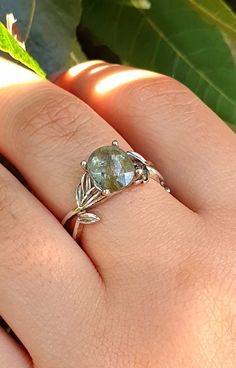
[62,140,169,240]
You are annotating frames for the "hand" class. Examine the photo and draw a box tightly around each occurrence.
[0,58,235,368]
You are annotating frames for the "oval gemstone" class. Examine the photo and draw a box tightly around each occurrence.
[87,146,135,192]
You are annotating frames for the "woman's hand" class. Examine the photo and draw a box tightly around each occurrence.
[0,58,235,368]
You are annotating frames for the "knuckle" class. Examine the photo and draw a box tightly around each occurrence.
[15,87,93,153]
[125,74,199,117]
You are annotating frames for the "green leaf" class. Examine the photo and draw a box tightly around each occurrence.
[0,21,45,77]
[188,0,236,39]
[0,0,85,75]
[225,0,236,12]
[79,0,236,126]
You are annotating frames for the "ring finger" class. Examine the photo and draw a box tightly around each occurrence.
[0,58,195,280]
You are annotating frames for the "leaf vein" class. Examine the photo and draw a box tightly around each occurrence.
[189,0,236,37]
[137,8,235,108]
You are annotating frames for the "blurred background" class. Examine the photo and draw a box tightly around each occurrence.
[0,0,236,130]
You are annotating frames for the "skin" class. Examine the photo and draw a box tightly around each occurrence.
[0,58,235,368]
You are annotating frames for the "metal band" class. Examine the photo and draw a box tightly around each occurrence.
[62,142,170,240]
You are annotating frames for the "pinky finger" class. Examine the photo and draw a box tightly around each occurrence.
[0,328,32,368]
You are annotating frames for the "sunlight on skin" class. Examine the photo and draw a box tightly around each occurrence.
[68,60,105,77]
[89,65,110,75]
[0,57,40,88]
[94,69,158,94]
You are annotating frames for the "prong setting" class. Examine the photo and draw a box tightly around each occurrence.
[102,189,111,196]
[112,140,119,147]
[80,160,87,171]
[102,189,111,197]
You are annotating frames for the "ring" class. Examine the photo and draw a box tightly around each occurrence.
[62,140,170,239]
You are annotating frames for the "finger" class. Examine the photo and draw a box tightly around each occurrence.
[0,58,197,279]
[0,328,32,368]
[0,163,103,366]
[56,62,236,213]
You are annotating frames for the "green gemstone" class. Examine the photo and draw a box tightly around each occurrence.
[87,145,135,193]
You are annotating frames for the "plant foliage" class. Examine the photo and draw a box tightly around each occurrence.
[0,0,235,127]
[78,0,236,126]
[0,21,45,77]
